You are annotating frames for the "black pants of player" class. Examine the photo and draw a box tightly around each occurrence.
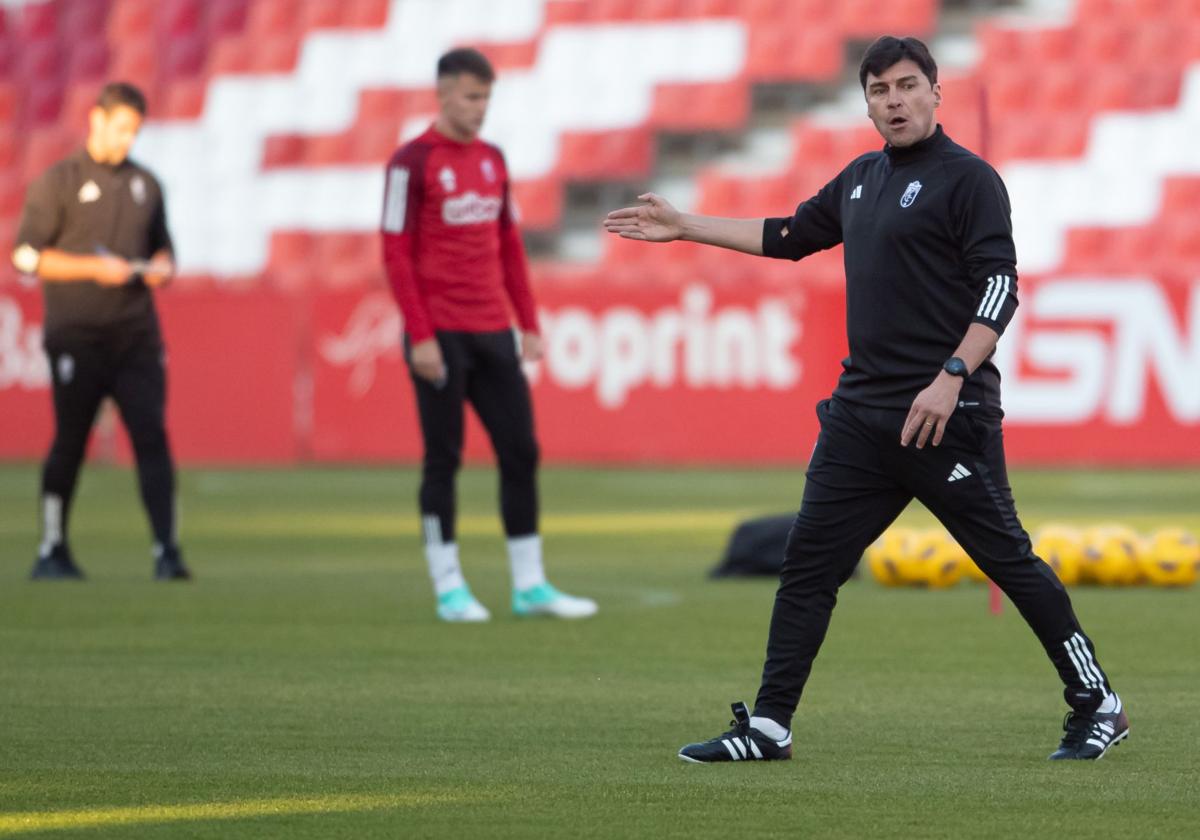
[408,329,539,544]
[41,330,176,551]
[753,397,1114,729]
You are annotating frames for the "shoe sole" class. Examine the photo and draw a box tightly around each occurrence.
[1093,728,1130,760]
[677,753,705,764]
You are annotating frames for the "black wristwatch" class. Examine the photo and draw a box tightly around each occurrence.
[942,356,969,378]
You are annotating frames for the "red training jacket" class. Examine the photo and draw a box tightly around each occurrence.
[380,125,539,343]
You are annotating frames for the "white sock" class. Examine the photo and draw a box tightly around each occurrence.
[39,493,63,558]
[1096,692,1121,714]
[750,716,789,741]
[425,541,465,597]
[508,534,546,592]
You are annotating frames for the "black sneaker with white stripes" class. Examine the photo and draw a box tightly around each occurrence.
[1048,704,1130,760]
[678,702,792,763]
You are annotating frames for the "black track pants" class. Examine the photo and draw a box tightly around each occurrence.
[408,329,539,544]
[753,397,1113,729]
[41,331,176,550]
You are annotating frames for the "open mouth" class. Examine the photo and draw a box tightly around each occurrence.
[889,116,909,128]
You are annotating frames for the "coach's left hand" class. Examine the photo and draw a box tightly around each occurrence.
[901,372,963,449]
[521,332,544,363]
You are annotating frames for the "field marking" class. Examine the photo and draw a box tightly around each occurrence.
[0,791,470,836]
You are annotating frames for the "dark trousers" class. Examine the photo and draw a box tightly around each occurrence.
[41,330,176,550]
[408,329,539,544]
[753,397,1113,729]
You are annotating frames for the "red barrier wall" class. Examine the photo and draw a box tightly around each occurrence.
[2,275,1197,465]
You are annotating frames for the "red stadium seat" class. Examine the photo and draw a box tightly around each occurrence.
[984,66,1037,118]
[342,0,390,29]
[0,82,18,123]
[18,38,62,83]
[838,0,936,38]
[246,0,301,37]
[649,79,749,132]
[261,135,306,168]
[1061,227,1113,274]
[557,129,653,181]
[745,24,841,83]
[61,0,113,41]
[160,77,207,119]
[247,32,302,73]
[1159,178,1200,215]
[107,0,155,40]
[1076,19,1132,65]
[303,134,354,167]
[350,122,401,164]
[60,83,103,130]
[510,177,563,231]
[1026,26,1078,64]
[0,126,19,169]
[158,0,204,36]
[206,0,249,36]
[1129,67,1182,110]
[18,0,58,39]
[207,36,253,75]
[20,126,76,184]
[159,33,206,80]
[108,40,157,91]
[66,38,110,82]
[25,81,65,126]
[0,173,25,217]
[299,0,346,30]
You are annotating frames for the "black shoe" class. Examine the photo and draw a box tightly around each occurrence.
[154,546,192,581]
[1048,702,1130,760]
[678,702,792,763]
[30,545,85,580]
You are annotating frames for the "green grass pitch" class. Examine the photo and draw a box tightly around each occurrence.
[1,464,1198,838]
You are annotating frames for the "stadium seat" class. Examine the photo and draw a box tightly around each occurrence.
[558,129,653,181]
[160,34,206,81]
[61,0,113,41]
[510,177,563,231]
[108,40,157,92]
[342,0,389,29]
[0,83,18,123]
[246,0,301,38]
[0,126,18,169]
[246,32,302,74]
[18,0,58,39]
[261,135,306,168]
[157,0,204,36]
[207,36,253,75]
[18,38,62,84]
[160,77,207,119]
[649,79,749,132]
[0,172,23,216]
[25,81,66,126]
[206,0,250,36]
[66,38,111,82]
[106,0,155,40]
[303,134,354,167]
[298,0,345,31]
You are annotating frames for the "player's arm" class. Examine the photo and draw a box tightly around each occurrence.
[603,192,764,254]
[11,168,132,286]
[141,183,176,288]
[902,163,1019,449]
[497,161,543,362]
[380,154,443,383]
[604,176,843,260]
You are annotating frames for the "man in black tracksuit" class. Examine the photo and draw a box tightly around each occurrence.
[605,37,1126,762]
[11,82,189,581]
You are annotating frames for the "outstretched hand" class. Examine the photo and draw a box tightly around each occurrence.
[603,193,683,242]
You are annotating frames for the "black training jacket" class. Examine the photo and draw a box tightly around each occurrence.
[762,125,1018,414]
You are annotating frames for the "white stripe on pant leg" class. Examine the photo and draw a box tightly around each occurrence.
[722,740,740,760]
[1072,633,1108,694]
[1070,633,1106,692]
[1064,639,1099,690]
[1070,634,1104,691]
[423,515,442,546]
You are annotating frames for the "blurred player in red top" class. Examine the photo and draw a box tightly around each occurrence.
[381,48,596,622]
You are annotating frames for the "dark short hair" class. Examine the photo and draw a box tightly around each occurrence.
[96,81,147,115]
[437,47,495,83]
[859,36,938,89]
